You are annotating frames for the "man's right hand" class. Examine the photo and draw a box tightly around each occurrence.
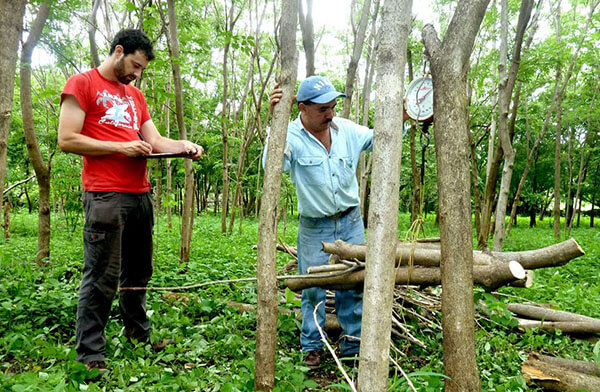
[269,83,284,115]
[119,140,153,157]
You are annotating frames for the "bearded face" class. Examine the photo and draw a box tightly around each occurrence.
[112,49,149,85]
[114,56,137,85]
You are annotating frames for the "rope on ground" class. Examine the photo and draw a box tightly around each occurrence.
[389,355,418,392]
[120,264,360,291]
[313,300,357,392]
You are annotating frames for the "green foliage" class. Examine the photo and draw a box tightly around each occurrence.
[1,212,599,391]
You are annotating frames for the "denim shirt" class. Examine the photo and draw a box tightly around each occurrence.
[264,114,373,218]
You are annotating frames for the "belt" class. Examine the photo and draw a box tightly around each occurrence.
[326,206,356,220]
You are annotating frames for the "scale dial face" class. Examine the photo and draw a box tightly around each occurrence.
[405,77,434,122]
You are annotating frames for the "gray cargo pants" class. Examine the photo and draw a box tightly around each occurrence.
[76,191,154,364]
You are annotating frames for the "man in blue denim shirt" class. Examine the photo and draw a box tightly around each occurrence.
[266,76,407,368]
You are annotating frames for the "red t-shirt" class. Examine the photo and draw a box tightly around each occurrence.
[61,68,152,193]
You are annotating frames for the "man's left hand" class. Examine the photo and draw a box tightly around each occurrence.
[181,141,204,160]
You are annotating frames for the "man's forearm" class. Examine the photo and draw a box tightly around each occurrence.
[58,132,123,156]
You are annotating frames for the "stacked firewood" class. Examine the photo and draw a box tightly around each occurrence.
[272,238,600,390]
[282,238,584,291]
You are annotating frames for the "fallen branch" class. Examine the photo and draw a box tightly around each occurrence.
[508,303,600,324]
[516,319,600,334]
[322,238,584,271]
[522,352,600,391]
[286,261,526,291]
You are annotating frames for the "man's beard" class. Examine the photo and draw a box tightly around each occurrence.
[115,58,136,85]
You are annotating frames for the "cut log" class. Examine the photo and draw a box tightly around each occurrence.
[516,319,600,334]
[286,261,526,291]
[322,240,502,267]
[491,238,584,269]
[321,238,584,270]
[508,303,600,324]
[507,270,534,288]
[531,353,600,377]
[522,352,600,391]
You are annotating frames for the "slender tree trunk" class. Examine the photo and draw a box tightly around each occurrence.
[218,2,242,234]
[553,102,563,239]
[358,1,410,390]
[358,1,379,222]
[0,0,27,239]
[88,0,101,68]
[164,0,195,262]
[298,0,315,76]
[254,1,297,389]
[423,0,490,389]
[492,0,533,251]
[341,0,372,119]
[20,1,52,265]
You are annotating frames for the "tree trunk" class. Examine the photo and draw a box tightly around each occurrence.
[88,0,101,68]
[0,0,27,239]
[492,0,533,251]
[298,0,315,76]
[422,0,490,388]
[553,102,563,239]
[357,2,380,223]
[341,0,371,119]
[254,1,297,389]
[358,1,410,390]
[20,1,52,265]
[165,0,195,263]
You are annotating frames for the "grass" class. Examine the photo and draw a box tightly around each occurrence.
[0,210,599,391]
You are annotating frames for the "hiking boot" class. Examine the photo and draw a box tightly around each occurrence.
[305,350,323,368]
[85,360,108,380]
[151,338,175,352]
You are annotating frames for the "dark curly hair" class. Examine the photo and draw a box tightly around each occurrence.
[109,29,155,61]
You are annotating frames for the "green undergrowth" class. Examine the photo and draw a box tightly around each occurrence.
[0,211,599,391]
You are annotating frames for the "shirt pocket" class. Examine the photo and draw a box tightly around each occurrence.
[297,157,326,186]
[338,156,356,187]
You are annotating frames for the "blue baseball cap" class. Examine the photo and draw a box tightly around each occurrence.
[296,75,346,104]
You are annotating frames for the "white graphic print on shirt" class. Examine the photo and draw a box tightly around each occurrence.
[96,89,139,130]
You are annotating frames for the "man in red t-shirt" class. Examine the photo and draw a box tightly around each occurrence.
[58,29,203,374]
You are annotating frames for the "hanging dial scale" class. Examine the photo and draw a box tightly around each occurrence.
[405,76,434,122]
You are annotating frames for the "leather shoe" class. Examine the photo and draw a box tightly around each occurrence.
[151,339,175,352]
[305,350,323,368]
[85,360,108,381]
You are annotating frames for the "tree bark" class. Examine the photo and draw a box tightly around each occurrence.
[298,0,315,76]
[527,352,600,377]
[523,353,600,391]
[165,0,195,263]
[341,0,371,119]
[358,1,410,390]
[358,1,379,222]
[254,1,297,389]
[422,0,490,388]
[507,303,600,324]
[492,0,534,251]
[0,0,27,239]
[286,261,525,291]
[322,238,583,270]
[20,1,52,265]
[88,0,101,68]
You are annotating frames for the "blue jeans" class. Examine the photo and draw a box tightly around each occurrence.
[297,206,365,355]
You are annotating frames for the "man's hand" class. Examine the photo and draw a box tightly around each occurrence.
[119,140,153,157]
[269,83,283,115]
[180,141,204,160]
[269,83,296,115]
